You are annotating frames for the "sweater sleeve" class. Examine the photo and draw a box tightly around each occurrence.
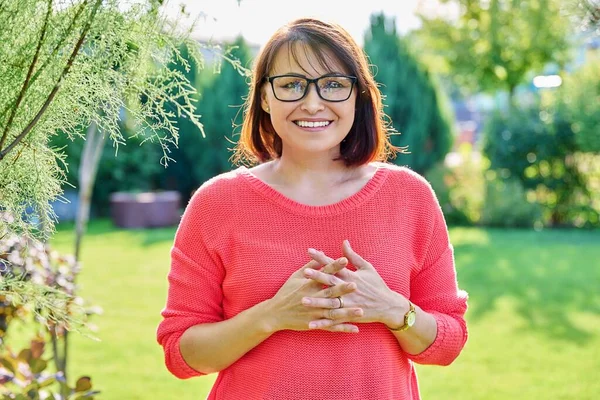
[156,192,226,379]
[406,184,469,366]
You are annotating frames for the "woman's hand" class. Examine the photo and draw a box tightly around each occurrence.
[264,257,364,333]
[303,240,408,330]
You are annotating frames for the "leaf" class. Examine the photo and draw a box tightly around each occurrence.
[0,357,16,373]
[29,358,47,374]
[17,348,32,363]
[75,376,92,392]
[29,337,45,359]
[38,376,56,388]
[72,390,100,399]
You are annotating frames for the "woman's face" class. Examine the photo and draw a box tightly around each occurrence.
[261,44,357,160]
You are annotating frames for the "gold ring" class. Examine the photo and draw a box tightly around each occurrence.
[337,296,344,309]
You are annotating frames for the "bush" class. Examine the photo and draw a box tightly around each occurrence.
[559,62,600,153]
[0,234,101,398]
[425,144,485,226]
[482,103,596,227]
[480,175,543,228]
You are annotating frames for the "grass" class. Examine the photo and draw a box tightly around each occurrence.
[40,220,600,399]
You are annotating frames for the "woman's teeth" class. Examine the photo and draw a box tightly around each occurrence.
[295,121,330,128]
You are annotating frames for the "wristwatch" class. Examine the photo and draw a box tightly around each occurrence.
[389,301,416,332]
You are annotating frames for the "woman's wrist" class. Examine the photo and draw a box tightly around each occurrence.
[252,298,280,335]
[381,291,410,330]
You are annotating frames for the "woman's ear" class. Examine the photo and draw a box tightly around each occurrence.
[260,86,270,113]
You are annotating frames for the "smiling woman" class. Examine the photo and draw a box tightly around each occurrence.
[156,17,468,400]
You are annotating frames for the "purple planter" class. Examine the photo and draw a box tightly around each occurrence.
[109,191,181,229]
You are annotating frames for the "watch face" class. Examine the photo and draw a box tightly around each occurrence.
[407,311,416,326]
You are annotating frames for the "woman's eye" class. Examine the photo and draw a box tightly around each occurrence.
[322,80,343,90]
[282,80,305,90]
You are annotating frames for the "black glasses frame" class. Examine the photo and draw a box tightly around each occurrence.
[265,74,358,103]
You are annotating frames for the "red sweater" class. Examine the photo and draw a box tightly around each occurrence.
[157,162,468,400]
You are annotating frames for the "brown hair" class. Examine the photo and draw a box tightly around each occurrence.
[233,17,400,166]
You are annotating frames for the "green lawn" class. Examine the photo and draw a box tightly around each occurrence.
[45,220,600,400]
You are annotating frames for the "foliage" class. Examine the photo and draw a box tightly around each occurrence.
[0,337,99,399]
[558,62,600,153]
[0,233,100,397]
[425,144,486,226]
[566,0,600,32]
[49,122,164,217]
[482,104,598,227]
[0,0,204,241]
[413,0,572,101]
[364,13,454,175]
[479,176,543,228]
[159,37,252,200]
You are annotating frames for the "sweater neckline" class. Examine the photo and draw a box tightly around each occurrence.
[237,162,390,217]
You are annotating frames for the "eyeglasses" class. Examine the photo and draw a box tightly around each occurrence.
[265,74,357,102]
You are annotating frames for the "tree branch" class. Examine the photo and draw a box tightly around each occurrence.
[0,0,52,151]
[0,0,103,161]
[0,0,90,121]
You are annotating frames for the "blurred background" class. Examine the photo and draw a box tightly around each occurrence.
[1,0,598,399]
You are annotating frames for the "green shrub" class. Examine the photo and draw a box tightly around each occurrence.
[425,144,485,226]
[0,234,101,397]
[482,103,595,227]
[480,174,543,228]
[559,62,600,153]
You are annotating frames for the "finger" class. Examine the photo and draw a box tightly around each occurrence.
[307,248,335,265]
[308,308,364,328]
[304,282,356,303]
[292,259,323,278]
[302,259,323,271]
[308,249,348,275]
[342,240,372,270]
[302,292,344,309]
[324,323,360,333]
[303,268,345,286]
[322,257,348,275]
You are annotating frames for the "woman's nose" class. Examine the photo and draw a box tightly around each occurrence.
[300,83,325,114]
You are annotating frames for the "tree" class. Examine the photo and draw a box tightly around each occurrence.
[570,0,600,32]
[364,13,454,175]
[161,36,252,201]
[414,0,573,105]
[0,0,203,242]
[0,0,211,387]
[559,62,600,153]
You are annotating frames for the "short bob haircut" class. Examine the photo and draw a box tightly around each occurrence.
[233,17,400,167]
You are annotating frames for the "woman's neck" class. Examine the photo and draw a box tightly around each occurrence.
[270,154,355,189]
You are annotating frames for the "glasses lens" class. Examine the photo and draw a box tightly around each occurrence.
[271,76,308,101]
[317,76,354,101]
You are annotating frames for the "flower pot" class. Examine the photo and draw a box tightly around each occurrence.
[109,191,181,228]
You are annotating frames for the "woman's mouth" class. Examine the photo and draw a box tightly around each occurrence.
[294,120,331,128]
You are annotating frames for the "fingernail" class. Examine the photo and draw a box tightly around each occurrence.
[345,240,351,247]
[354,309,363,316]
[308,248,317,254]
[304,269,314,276]
[302,298,311,305]
[346,282,356,290]
[309,322,317,329]
[338,257,348,265]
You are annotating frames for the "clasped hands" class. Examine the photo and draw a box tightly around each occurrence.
[269,239,404,334]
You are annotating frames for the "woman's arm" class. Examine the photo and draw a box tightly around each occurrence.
[304,238,467,362]
[161,257,360,378]
[178,299,274,374]
[381,292,438,355]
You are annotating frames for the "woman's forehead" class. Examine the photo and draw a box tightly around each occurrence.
[269,42,348,77]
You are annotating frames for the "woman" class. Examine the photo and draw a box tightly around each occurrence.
[157,17,468,400]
